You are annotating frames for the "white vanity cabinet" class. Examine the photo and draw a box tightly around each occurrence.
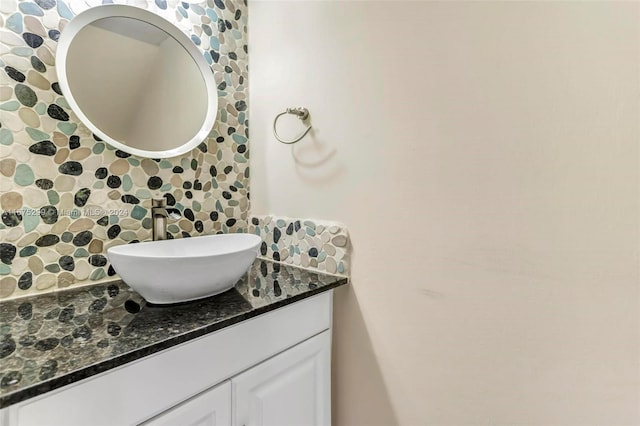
[1,292,333,426]
[232,331,331,426]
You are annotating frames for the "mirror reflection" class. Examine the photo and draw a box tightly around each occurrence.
[62,14,211,156]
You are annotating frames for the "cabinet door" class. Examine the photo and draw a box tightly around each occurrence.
[144,381,231,426]
[232,331,331,426]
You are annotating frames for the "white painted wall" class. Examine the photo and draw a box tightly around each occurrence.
[249,2,640,424]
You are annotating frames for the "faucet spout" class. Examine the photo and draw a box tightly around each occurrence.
[151,198,181,241]
[154,208,181,220]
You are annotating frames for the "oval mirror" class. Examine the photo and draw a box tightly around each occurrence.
[56,5,218,158]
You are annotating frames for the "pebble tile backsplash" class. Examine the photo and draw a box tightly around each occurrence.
[249,215,350,276]
[0,0,250,300]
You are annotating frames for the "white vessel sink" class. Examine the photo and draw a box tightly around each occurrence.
[107,234,262,304]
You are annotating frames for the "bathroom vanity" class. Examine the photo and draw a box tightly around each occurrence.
[0,260,347,426]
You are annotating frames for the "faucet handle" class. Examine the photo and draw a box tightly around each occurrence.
[152,197,166,208]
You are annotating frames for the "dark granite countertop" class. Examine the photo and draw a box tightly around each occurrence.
[0,259,347,408]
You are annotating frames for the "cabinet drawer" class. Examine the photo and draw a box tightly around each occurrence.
[8,292,332,426]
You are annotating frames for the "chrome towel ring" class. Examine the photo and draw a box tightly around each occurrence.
[273,107,312,144]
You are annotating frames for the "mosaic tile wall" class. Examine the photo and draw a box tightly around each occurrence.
[0,0,249,300]
[249,215,350,276]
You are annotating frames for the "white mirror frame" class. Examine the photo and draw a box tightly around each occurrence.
[56,5,218,159]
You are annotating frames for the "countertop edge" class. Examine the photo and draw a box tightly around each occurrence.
[0,276,348,409]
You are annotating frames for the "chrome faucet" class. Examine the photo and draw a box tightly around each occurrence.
[151,198,181,241]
